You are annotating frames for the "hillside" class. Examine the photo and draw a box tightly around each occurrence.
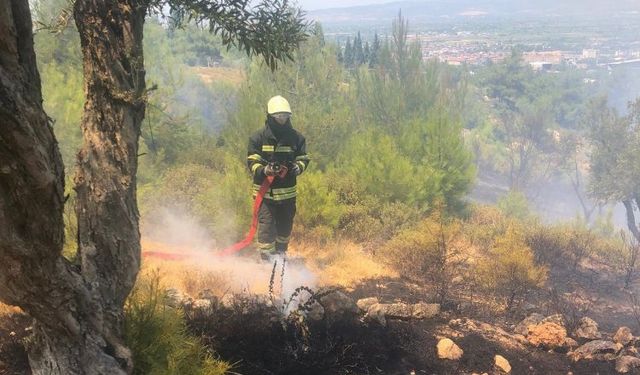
[309,0,640,25]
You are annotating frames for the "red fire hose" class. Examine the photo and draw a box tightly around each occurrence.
[142,174,277,261]
[217,175,275,256]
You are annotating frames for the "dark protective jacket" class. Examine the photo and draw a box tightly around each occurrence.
[247,118,310,202]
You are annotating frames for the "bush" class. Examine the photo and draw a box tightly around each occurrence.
[497,190,531,221]
[464,204,509,249]
[296,171,344,231]
[477,225,547,310]
[380,211,467,303]
[526,222,598,270]
[125,272,230,375]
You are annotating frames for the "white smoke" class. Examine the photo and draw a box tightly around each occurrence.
[141,207,317,300]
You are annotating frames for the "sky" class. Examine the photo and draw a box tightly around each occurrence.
[296,0,397,11]
[296,0,640,12]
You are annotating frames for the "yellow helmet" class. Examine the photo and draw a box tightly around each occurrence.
[267,95,292,115]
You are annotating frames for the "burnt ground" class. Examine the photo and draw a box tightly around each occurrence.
[0,273,634,374]
[0,314,30,375]
[184,276,624,375]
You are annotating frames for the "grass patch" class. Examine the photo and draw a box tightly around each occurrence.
[125,270,230,375]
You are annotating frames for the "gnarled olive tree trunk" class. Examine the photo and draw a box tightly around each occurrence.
[0,0,147,373]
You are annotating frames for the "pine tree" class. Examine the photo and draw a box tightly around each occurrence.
[354,31,365,66]
[344,38,354,67]
[364,41,371,67]
[370,32,381,67]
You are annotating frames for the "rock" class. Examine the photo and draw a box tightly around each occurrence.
[541,314,566,328]
[616,355,640,373]
[412,303,440,319]
[319,291,358,317]
[165,288,189,308]
[220,294,235,308]
[614,327,634,346]
[437,338,463,360]
[197,288,216,300]
[364,304,387,326]
[192,299,212,310]
[573,317,602,340]
[494,355,512,373]
[527,322,568,349]
[570,340,622,361]
[356,297,379,313]
[306,301,325,322]
[514,313,545,335]
[379,303,414,319]
[564,337,579,349]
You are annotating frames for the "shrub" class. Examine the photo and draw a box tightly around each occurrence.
[380,211,467,303]
[477,225,547,310]
[296,171,344,231]
[526,222,598,270]
[497,190,531,221]
[464,204,509,249]
[125,271,230,375]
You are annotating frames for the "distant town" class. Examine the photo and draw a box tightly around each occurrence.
[332,30,640,71]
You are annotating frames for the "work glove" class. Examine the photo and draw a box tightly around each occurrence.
[264,164,277,177]
[291,163,302,176]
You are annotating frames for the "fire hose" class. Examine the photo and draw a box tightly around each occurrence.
[142,163,287,260]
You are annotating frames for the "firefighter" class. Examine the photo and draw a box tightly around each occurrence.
[247,96,310,260]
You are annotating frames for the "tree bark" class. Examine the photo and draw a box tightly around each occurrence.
[623,199,640,244]
[0,0,147,373]
[72,0,147,340]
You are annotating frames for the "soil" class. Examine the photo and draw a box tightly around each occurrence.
[0,314,31,375]
[0,271,635,375]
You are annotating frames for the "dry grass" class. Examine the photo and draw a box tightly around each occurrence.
[0,303,21,318]
[292,240,396,289]
[141,237,394,297]
[192,66,244,86]
[141,239,285,297]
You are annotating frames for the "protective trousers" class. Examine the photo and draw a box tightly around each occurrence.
[256,198,296,255]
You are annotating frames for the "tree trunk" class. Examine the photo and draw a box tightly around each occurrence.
[0,0,147,373]
[72,0,147,345]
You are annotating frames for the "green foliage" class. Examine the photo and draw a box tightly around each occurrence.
[336,130,418,203]
[151,0,309,70]
[464,205,509,249]
[477,225,547,310]
[380,209,466,302]
[125,272,230,375]
[497,190,531,221]
[296,171,344,231]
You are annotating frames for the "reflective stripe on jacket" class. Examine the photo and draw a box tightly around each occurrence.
[247,120,309,201]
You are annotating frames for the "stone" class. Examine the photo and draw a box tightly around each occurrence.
[319,291,358,317]
[616,355,640,373]
[541,314,566,328]
[364,304,387,326]
[614,327,634,346]
[306,302,325,322]
[165,288,188,308]
[412,303,440,319]
[197,288,216,300]
[514,313,545,336]
[573,317,602,340]
[356,297,379,313]
[380,303,414,319]
[570,340,621,362]
[220,294,235,308]
[437,338,463,360]
[527,322,568,349]
[192,299,212,310]
[564,337,579,349]
[494,355,512,373]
